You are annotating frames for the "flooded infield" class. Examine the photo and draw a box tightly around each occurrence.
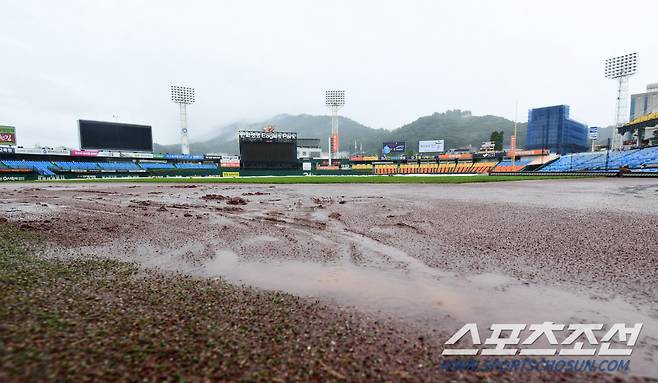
[1,177,657,379]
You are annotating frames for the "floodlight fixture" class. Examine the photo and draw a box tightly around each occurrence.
[604,53,638,79]
[171,85,196,104]
[325,90,345,165]
[604,53,638,150]
[325,90,345,111]
[170,85,196,154]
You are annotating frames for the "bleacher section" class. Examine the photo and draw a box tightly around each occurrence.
[54,161,101,171]
[437,163,456,173]
[138,162,176,169]
[492,158,533,173]
[98,162,141,171]
[2,160,56,176]
[540,146,658,172]
[374,164,397,174]
[471,161,497,173]
[174,163,218,170]
[0,158,220,177]
[372,161,498,175]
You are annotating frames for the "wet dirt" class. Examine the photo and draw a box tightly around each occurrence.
[1,178,657,378]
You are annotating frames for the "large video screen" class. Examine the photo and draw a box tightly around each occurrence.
[240,142,297,169]
[79,120,153,152]
[382,141,406,155]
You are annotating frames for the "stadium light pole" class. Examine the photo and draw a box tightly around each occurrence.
[511,100,518,167]
[605,53,638,151]
[325,90,345,166]
[171,85,196,155]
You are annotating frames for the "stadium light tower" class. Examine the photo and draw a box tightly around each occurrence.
[325,90,345,165]
[171,85,195,155]
[605,53,638,150]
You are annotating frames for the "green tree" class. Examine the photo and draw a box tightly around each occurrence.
[490,131,504,151]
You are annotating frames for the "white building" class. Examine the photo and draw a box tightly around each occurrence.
[630,83,658,120]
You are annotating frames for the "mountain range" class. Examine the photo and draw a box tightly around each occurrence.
[154,110,528,155]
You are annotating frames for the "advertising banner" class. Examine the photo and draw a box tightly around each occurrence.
[14,147,70,156]
[439,153,473,160]
[220,155,240,168]
[0,126,16,146]
[473,151,505,159]
[163,153,203,160]
[71,150,99,157]
[510,149,547,157]
[97,151,121,158]
[418,140,444,153]
[121,152,154,159]
[238,131,297,143]
[382,141,406,155]
[331,132,339,153]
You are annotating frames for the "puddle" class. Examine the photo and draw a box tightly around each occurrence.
[203,249,658,378]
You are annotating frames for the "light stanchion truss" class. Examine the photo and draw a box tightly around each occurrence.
[605,53,638,150]
[171,85,196,155]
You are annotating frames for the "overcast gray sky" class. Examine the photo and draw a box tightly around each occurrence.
[2,0,657,148]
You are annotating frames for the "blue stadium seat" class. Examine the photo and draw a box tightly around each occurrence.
[139,162,176,169]
[2,160,56,176]
[97,162,141,171]
[54,161,100,170]
[540,146,658,172]
[174,163,218,170]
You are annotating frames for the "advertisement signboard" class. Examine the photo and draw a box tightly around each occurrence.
[163,153,204,160]
[71,150,99,157]
[0,126,16,146]
[220,155,240,168]
[418,140,444,153]
[121,152,154,159]
[331,132,339,153]
[473,151,505,159]
[439,153,473,160]
[97,151,121,158]
[382,141,406,155]
[14,147,70,156]
[511,149,547,157]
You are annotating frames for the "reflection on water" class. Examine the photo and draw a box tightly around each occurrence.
[204,249,658,377]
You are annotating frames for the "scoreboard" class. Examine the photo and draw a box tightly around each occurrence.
[79,120,153,152]
[238,131,298,169]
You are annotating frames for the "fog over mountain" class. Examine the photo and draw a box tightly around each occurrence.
[154,110,528,155]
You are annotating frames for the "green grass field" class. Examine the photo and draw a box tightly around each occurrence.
[39,174,595,184]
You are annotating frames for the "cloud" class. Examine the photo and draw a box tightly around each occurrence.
[1,0,657,148]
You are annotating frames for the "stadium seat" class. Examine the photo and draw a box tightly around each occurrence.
[491,158,533,173]
[54,161,101,171]
[2,160,56,176]
[174,163,218,170]
[539,146,658,172]
[97,162,141,171]
[139,162,176,169]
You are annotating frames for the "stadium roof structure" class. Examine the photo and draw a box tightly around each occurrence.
[618,112,658,134]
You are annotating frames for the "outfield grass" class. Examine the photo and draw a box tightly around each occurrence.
[37,174,595,184]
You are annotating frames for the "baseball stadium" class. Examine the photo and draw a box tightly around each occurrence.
[2,4,658,383]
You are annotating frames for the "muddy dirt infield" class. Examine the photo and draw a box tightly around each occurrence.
[1,178,657,381]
